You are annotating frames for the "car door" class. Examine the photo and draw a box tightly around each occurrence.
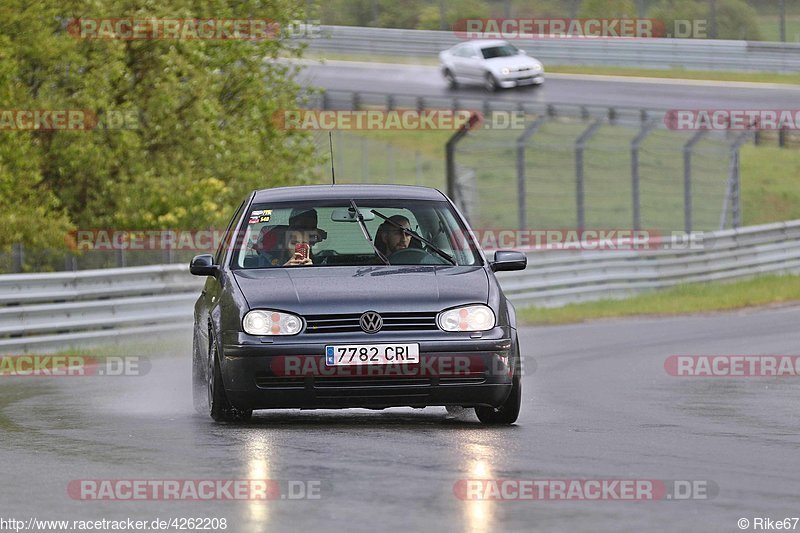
[447,44,469,78]
[195,196,249,336]
[461,44,485,80]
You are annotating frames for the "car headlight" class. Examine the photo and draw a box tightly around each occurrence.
[501,67,510,75]
[437,305,496,332]
[243,310,303,336]
[533,64,542,71]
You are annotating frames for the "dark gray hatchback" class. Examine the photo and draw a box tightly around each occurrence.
[190,184,527,424]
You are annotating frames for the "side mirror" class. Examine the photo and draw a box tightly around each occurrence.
[190,254,219,276]
[490,250,527,272]
[518,49,527,55]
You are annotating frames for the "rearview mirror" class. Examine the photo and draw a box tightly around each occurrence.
[190,254,219,276]
[331,207,375,222]
[490,250,527,272]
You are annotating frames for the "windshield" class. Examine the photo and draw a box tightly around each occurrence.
[230,199,481,268]
[480,44,520,59]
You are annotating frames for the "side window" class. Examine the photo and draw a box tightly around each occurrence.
[215,199,247,265]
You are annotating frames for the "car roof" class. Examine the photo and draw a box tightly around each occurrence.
[252,184,448,203]
[468,39,510,48]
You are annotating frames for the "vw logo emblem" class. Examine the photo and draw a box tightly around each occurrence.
[359,311,383,334]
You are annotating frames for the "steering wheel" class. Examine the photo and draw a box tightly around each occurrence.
[314,249,339,265]
[387,247,448,265]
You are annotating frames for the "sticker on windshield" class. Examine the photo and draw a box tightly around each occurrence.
[248,209,272,224]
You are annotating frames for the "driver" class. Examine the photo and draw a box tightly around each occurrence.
[376,215,412,257]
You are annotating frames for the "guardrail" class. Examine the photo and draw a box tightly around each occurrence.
[496,220,800,306]
[1,220,798,353]
[307,25,800,73]
[0,265,203,353]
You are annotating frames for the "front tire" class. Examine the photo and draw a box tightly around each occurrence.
[475,372,521,425]
[208,340,252,423]
[192,332,207,415]
[475,339,522,425]
[484,72,499,92]
[444,69,458,89]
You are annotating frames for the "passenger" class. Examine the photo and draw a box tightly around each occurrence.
[256,208,327,267]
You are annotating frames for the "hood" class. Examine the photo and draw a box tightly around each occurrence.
[233,266,489,314]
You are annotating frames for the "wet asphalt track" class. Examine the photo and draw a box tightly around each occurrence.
[2,305,800,532]
[297,61,800,111]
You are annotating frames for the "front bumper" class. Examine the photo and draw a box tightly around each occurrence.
[498,73,544,88]
[220,329,515,410]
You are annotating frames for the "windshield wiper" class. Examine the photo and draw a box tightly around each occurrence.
[370,209,457,266]
[350,200,390,265]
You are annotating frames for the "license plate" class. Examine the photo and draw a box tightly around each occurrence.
[325,344,420,366]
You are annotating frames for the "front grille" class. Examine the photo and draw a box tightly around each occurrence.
[313,377,432,388]
[304,312,439,334]
[254,376,306,389]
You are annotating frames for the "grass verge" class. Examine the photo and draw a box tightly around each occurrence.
[518,274,800,325]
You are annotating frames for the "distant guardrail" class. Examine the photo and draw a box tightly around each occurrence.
[307,25,800,73]
[1,220,798,353]
[496,220,800,306]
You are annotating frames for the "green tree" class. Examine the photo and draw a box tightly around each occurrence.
[649,0,761,39]
[417,0,491,30]
[577,0,637,18]
[0,0,318,254]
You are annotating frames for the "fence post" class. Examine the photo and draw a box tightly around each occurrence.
[630,121,658,231]
[445,113,481,213]
[361,137,368,182]
[12,243,24,273]
[575,119,603,231]
[352,92,361,110]
[388,142,396,183]
[683,130,706,233]
[515,116,548,230]
[720,130,752,229]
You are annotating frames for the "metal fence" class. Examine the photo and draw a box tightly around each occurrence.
[1,220,798,353]
[308,91,753,234]
[306,25,800,73]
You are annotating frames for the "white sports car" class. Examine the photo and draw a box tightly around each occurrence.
[439,39,544,91]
